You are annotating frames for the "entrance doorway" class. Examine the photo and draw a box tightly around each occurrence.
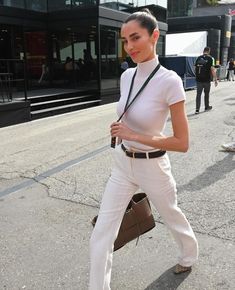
[24,31,48,88]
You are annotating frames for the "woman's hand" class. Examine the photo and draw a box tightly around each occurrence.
[110,102,189,152]
[110,122,137,141]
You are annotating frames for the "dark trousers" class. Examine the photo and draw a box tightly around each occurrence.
[196,81,211,110]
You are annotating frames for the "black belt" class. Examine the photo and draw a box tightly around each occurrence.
[121,144,166,159]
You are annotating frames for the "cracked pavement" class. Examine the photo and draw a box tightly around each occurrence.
[0,82,234,290]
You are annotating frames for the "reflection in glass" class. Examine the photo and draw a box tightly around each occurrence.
[50,26,98,89]
[25,0,47,12]
[48,0,97,11]
[48,0,71,11]
[100,26,121,90]
[0,26,11,60]
[0,0,47,11]
[24,31,48,88]
[12,28,24,60]
[51,31,73,87]
[168,0,193,17]
[100,0,167,9]
[0,25,26,97]
[0,0,24,8]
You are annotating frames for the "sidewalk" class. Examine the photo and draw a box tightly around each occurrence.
[0,81,234,290]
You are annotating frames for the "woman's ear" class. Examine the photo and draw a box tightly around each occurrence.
[152,29,160,42]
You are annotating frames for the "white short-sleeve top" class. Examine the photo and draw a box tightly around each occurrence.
[117,56,186,151]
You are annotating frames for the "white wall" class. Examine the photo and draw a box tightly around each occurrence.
[166,31,207,56]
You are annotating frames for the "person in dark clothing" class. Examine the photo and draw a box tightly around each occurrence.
[195,47,218,114]
[64,56,73,84]
[227,58,235,81]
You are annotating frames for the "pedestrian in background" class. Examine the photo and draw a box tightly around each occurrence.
[227,58,235,81]
[120,57,129,74]
[195,47,218,114]
[89,9,198,290]
[64,56,73,84]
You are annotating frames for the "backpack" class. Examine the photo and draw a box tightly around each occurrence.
[228,61,234,70]
[195,55,210,80]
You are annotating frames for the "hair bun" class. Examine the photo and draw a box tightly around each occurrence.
[140,8,152,15]
[123,8,158,34]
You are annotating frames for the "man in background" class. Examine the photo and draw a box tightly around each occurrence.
[195,47,218,114]
[227,58,235,81]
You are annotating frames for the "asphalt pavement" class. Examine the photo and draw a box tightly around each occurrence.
[0,81,234,290]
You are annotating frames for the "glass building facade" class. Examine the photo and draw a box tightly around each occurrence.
[0,0,47,11]
[168,0,194,17]
[0,0,167,103]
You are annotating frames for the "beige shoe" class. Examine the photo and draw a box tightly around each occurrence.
[174,264,192,274]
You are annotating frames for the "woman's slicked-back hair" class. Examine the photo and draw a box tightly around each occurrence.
[123,8,158,35]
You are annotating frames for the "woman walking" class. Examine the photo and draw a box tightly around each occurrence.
[89,9,198,290]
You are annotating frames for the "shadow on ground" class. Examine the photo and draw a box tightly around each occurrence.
[187,110,211,118]
[178,153,235,192]
[144,266,191,290]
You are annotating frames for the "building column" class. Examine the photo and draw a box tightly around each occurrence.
[207,29,221,65]
[220,14,232,66]
[228,32,235,60]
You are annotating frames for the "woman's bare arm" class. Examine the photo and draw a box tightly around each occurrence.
[110,101,189,153]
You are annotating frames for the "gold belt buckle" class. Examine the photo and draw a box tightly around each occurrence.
[124,146,136,158]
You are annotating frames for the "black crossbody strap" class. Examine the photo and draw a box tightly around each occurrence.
[111,63,161,148]
[117,63,161,122]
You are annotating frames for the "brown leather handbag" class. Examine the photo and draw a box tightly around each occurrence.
[91,193,155,251]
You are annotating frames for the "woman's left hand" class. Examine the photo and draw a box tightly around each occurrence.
[110,122,136,141]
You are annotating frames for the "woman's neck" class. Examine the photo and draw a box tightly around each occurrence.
[136,55,159,78]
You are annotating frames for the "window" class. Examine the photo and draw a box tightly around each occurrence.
[0,0,24,9]
[100,26,120,90]
[168,0,193,17]
[48,0,97,11]
[25,0,47,12]
[50,24,98,89]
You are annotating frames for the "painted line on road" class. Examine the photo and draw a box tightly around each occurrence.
[0,145,110,198]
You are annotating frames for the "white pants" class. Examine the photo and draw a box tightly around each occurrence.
[228,70,235,81]
[89,145,198,290]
